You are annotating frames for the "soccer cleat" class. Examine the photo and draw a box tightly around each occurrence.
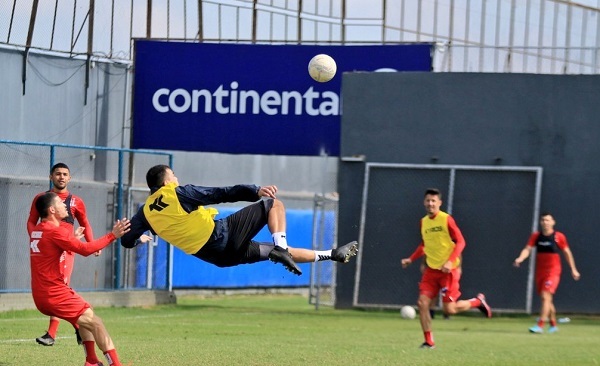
[419,342,435,349]
[529,325,544,334]
[75,329,83,345]
[331,241,359,263]
[35,332,55,346]
[548,326,559,334]
[84,362,104,366]
[476,293,492,318]
[268,246,302,275]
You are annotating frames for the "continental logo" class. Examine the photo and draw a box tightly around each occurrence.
[425,226,444,234]
[152,82,340,116]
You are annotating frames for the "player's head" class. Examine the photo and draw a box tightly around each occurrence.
[539,211,556,231]
[49,162,71,191]
[423,188,442,217]
[36,192,67,219]
[424,188,442,199]
[146,165,178,192]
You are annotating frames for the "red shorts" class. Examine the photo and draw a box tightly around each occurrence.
[535,270,561,295]
[33,289,91,326]
[419,267,462,303]
[60,251,75,286]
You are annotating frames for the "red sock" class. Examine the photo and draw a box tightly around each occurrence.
[424,331,434,345]
[104,349,122,366]
[537,319,545,328]
[549,319,557,327]
[83,341,100,363]
[468,297,482,308]
[47,318,60,338]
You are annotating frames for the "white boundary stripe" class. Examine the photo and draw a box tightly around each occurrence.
[0,336,74,344]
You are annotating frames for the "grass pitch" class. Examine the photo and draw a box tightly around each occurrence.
[0,294,598,365]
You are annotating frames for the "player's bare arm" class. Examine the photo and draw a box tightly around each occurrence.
[513,246,532,267]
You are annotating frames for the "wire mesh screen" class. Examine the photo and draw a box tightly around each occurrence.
[3,0,600,74]
[352,163,541,313]
[0,141,171,293]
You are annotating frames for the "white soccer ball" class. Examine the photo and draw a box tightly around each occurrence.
[400,305,417,319]
[308,54,337,82]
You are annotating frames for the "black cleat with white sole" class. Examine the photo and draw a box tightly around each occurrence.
[268,246,302,275]
[35,332,55,346]
[331,241,359,263]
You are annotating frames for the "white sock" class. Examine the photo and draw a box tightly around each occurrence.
[272,232,288,249]
[314,250,332,262]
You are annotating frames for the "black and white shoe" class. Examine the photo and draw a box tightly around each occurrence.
[331,241,359,263]
[419,342,435,349]
[35,332,55,346]
[268,246,302,275]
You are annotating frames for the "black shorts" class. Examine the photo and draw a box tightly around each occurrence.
[193,199,273,267]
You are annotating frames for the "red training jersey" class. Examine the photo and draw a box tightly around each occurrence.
[29,221,115,305]
[526,230,569,275]
[408,212,465,267]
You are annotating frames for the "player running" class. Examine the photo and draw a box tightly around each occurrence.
[401,188,491,349]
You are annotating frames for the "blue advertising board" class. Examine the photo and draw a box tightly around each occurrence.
[132,41,432,156]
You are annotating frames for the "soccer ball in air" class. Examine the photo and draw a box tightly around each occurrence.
[308,54,337,82]
[400,305,417,319]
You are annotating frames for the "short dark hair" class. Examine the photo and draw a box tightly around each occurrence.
[146,164,171,190]
[424,188,442,199]
[50,162,70,174]
[540,211,554,219]
[36,192,58,218]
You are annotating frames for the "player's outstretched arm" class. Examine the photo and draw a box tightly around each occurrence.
[55,219,130,256]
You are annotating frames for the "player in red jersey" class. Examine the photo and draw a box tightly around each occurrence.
[30,192,130,366]
[513,212,581,334]
[27,162,98,346]
[401,188,491,349]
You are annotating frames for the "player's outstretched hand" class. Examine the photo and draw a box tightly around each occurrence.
[75,227,85,240]
[258,185,278,198]
[138,234,154,244]
[112,218,131,238]
[401,258,412,269]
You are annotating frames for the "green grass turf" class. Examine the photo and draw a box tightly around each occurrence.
[0,294,598,365]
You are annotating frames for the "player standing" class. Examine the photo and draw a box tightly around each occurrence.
[401,188,491,349]
[27,162,97,346]
[513,212,581,333]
